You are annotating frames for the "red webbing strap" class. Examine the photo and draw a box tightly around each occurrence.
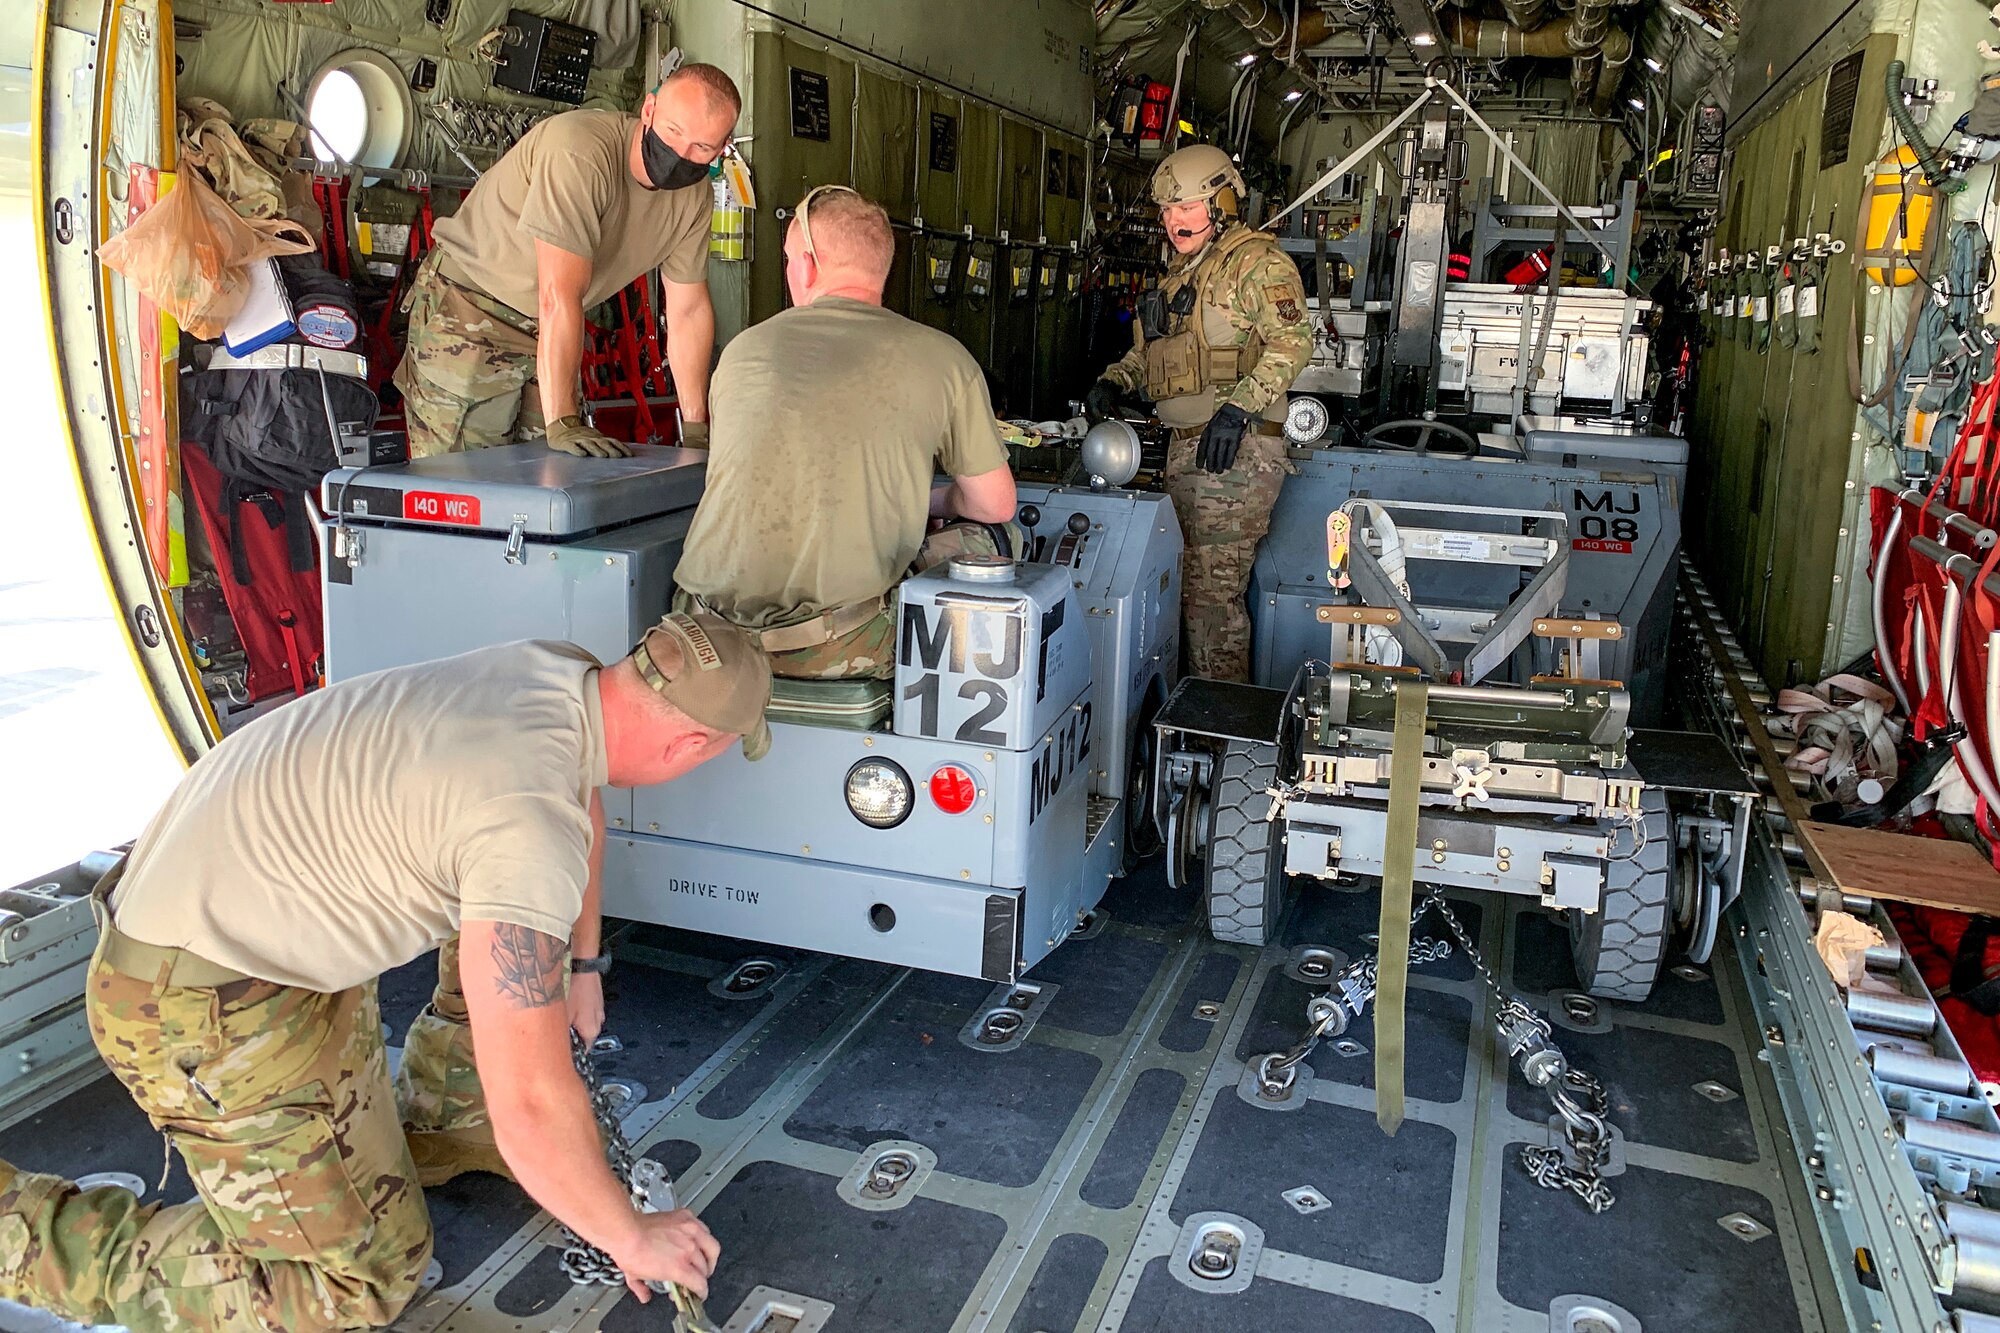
[277,609,307,698]
[1933,372,2000,518]
[1971,540,2000,638]
[1975,377,2000,529]
[313,176,351,280]
[1960,536,2000,786]
[1900,583,1923,704]
[367,189,436,392]
[637,279,671,400]
[615,286,653,436]
[1913,577,1952,737]
[581,321,616,401]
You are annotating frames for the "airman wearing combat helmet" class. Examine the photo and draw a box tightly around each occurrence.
[1085,143,1314,682]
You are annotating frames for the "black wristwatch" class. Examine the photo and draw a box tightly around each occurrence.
[570,952,613,976]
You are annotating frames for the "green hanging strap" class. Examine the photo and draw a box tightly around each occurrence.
[1798,241,1830,356]
[1374,677,1430,1137]
[1773,240,1802,351]
[1720,249,1736,340]
[1740,254,1761,350]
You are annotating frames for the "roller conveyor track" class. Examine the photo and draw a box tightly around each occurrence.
[1678,559,2000,1332]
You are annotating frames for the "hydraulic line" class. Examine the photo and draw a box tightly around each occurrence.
[1875,496,1917,716]
[1938,568,2000,811]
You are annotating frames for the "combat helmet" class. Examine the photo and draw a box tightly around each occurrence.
[1149,144,1246,223]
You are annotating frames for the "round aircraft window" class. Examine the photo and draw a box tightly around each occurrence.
[307,70,368,163]
[305,50,413,173]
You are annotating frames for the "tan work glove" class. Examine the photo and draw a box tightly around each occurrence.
[546,415,633,459]
[679,419,710,449]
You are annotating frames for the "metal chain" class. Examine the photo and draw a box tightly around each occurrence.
[1417,891,1617,1212]
[1256,889,1618,1213]
[1253,900,1454,1097]
[559,1032,719,1332]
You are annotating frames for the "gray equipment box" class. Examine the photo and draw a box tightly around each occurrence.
[1293,300,1388,399]
[319,444,707,677]
[1014,484,1183,885]
[316,449,1179,982]
[1519,414,1689,475]
[891,561,1091,753]
[1437,284,1650,414]
[0,853,121,1116]
[1251,443,1682,721]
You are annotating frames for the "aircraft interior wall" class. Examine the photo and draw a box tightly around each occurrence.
[167,0,1097,413]
[1689,0,2000,686]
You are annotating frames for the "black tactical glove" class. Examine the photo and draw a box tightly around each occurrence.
[1197,403,1253,474]
[1083,379,1123,422]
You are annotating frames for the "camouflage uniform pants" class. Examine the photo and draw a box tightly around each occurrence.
[394,934,491,1141]
[391,259,547,459]
[679,520,1025,680]
[1163,426,1290,682]
[0,898,432,1332]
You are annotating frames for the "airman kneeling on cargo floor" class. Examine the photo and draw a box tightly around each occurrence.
[0,614,771,1332]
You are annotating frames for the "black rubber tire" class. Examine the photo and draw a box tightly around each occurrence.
[1122,687,1165,875]
[1568,789,1673,1002]
[1206,740,1286,945]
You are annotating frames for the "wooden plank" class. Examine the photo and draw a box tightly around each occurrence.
[1801,820,2000,915]
[1533,617,1624,640]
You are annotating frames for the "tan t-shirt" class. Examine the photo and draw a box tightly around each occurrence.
[674,297,1012,628]
[431,109,710,315]
[109,641,608,992]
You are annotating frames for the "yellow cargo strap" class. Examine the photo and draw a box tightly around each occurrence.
[1374,678,1429,1136]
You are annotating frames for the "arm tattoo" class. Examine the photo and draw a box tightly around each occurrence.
[489,924,567,1009]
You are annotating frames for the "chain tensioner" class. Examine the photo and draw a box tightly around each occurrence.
[1250,890,1618,1213]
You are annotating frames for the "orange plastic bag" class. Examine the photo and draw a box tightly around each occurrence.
[97,170,313,339]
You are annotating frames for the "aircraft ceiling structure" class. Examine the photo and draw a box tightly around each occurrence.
[1090,0,1740,161]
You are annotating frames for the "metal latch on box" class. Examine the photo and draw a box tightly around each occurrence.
[503,515,529,565]
[333,522,365,570]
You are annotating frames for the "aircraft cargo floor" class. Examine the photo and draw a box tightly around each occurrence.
[0,859,1831,1332]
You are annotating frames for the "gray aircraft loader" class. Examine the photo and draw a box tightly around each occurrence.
[1149,436,1760,1208]
[319,422,1180,983]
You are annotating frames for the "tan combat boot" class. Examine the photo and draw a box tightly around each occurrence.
[404,1128,515,1188]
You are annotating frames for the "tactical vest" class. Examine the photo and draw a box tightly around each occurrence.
[1140,225,1284,427]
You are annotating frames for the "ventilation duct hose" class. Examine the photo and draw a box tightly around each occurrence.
[1886,59,1953,190]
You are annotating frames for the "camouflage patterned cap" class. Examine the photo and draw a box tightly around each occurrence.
[630,612,774,760]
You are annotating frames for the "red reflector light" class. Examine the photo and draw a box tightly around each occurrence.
[929,765,978,815]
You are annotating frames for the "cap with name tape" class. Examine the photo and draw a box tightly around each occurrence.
[628,611,773,760]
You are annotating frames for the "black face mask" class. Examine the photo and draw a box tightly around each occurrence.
[641,125,711,191]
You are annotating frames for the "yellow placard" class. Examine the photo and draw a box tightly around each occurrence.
[722,155,756,210]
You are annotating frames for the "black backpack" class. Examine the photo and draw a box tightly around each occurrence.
[181,255,379,586]
[181,254,379,495]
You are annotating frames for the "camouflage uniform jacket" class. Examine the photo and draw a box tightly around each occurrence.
[1103,224,1314,430]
